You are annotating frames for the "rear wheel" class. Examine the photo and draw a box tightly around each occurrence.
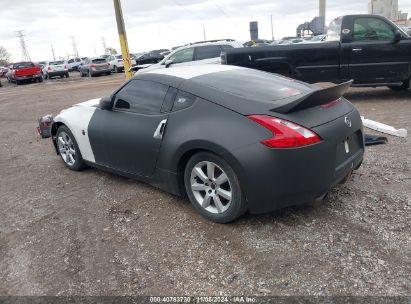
[184,152,246,223]
[389,79,410,91]
[56,126,86,171]
[116,66,122,73]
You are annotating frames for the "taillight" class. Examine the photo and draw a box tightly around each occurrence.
[247,115,321,148]
[90,64,96,68]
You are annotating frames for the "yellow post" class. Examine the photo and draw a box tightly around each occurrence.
[113,0,133,80]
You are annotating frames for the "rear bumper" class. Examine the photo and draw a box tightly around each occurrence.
[90,69,111,75]
[48,71,68,77]
[229,110,365,214]
[15,74,42,81]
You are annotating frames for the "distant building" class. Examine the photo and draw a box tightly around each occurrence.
[368,0,408,21]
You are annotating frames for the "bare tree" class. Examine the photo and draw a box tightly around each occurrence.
[105,47,118,55]
[0,46,11,66]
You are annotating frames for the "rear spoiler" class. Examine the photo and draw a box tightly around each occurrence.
[271,80,353,114]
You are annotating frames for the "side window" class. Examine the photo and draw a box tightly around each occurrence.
[75,58,81,62]
[194,45,222,61]
[168,48,194,64]
[113,79,169,114]
[68,59,74,63]
[326,17,342,42]
[353,18,395,41]
[172,90,197,112]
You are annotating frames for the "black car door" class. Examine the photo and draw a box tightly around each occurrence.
[348,16,410,84]
[88,79,171,177]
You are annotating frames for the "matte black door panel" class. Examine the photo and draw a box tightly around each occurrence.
[88,109,168,177]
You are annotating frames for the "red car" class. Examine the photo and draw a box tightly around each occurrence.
[7,62,43,85]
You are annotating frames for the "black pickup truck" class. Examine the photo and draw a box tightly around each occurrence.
[222,15,411,90]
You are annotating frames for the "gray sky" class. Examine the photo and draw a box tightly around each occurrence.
[1,0,410,61]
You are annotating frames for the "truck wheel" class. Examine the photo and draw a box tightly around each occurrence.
[389,79,409,91]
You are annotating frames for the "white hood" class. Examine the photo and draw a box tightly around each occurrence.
[74,98,101,107]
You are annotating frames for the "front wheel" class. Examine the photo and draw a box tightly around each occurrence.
[56,126,86,171]
[184,152,246,223]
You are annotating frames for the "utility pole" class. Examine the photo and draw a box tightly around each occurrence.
[101,37,107,54]
[270,15,274,41]
[16,30,31,61]
[51,44,56,61]
[203,23,206,41]
[113,0,133,79]
[71,36,79,58]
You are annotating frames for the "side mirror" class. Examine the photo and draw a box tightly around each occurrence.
[393,30,402,43]
[165,59,173,68]
[99,96,112,110]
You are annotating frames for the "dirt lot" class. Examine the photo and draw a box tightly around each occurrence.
[0,73,409,297]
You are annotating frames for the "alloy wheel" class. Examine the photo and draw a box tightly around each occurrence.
[190,161,232,214]
[57,131,76,166]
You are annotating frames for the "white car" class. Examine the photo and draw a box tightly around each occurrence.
[66,57,83,71]
[42,60,69,79]
[137,39,243,73]
[107,54,136,73]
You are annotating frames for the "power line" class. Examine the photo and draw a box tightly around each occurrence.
[170,0,204,20]
[16,30,31,61]
[213,2,230,19]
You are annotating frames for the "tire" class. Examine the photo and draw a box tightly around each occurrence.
[106,72,111,76]
[389,79,410,91]
[184,152,246,223]
[116,66,122,73]
[56,125,86,171]
[38,76,43,83]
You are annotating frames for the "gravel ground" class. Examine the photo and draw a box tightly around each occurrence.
[0,73,409,297]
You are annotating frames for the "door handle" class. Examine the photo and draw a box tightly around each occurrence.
[153,119,167,139]
[352,48,362,52]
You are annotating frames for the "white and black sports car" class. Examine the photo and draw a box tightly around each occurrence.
[51,65,364,223]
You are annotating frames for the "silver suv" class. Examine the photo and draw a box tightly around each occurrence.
[137,39,243,73]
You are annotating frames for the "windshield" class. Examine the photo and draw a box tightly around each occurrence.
[92,58,107,64]
[50,61,64,65]
[13,62,34,69]
[115,55,122,59]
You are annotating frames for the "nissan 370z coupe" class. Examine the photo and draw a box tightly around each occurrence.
[51,65,364,223]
